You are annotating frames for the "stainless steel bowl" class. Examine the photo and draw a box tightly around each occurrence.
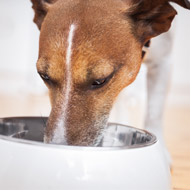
[0,117,156,148]
[0,117,171,190]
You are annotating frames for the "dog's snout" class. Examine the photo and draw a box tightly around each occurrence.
[44,130,68,145]
[44,108,108,146]
[44,114,68,145]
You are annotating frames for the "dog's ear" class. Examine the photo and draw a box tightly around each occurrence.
[125,0,190,44]
[31,0,58,30]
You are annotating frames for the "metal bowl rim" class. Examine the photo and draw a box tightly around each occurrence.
[0,117,157,151]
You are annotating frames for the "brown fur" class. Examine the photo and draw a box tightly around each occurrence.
[31,0,190,145]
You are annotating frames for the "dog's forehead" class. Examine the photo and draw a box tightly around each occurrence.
[38,0,138,82]
[39,0,131,49]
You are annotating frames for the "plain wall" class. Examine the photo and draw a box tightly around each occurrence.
[0,0,42,94]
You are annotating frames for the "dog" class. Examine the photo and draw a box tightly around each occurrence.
[30,0,190,150]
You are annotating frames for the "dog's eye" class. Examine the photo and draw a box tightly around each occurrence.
[39,73,50,82]
[91,73,114,90]
[92,78,106,86]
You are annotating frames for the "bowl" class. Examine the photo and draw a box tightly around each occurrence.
[0,117,171,190]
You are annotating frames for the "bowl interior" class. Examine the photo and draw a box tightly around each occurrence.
[0,117,156,148]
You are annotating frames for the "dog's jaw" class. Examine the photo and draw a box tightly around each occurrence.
[92,115,109,146]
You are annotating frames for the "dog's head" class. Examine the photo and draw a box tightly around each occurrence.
[31,0,189,145]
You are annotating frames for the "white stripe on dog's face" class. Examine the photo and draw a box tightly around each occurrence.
[51,24,76,144]
[64,24,76,115]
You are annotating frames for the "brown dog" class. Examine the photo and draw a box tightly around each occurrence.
[31,0,190,146]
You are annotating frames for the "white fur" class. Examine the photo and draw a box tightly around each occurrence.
[52,24,76,144]
[63,24,76,119]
